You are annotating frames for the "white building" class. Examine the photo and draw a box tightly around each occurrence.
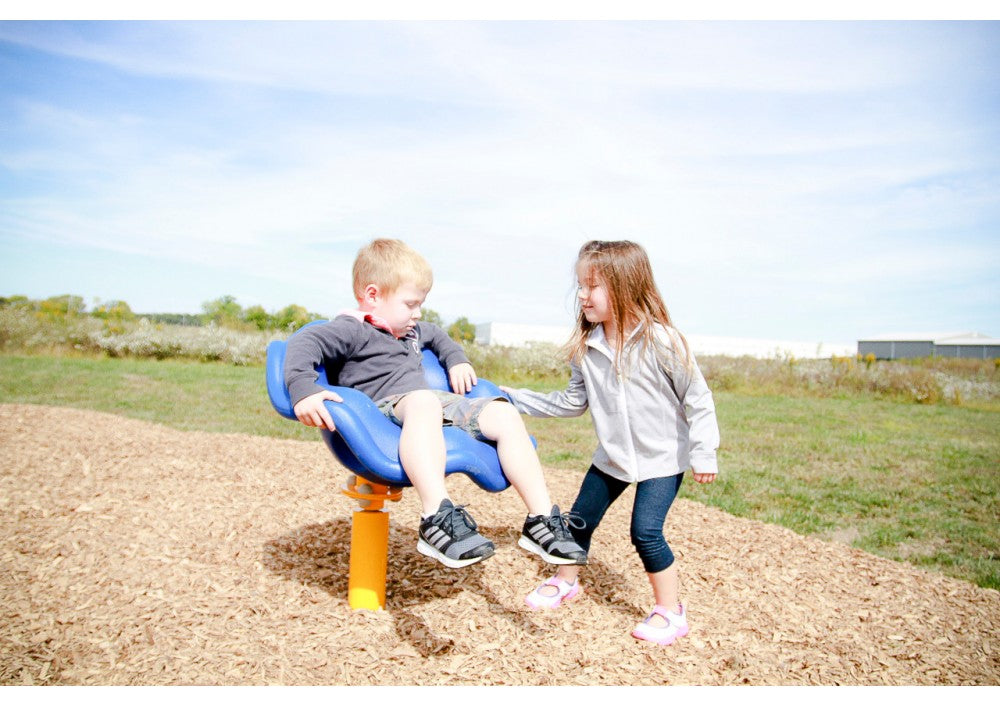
[475,322,571,347]
[858,332,1000,360]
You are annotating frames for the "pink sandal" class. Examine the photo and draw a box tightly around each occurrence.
[524,576,581,610]
[631,603,689,645]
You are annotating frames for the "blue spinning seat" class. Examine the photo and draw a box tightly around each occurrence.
[265,321,515,493]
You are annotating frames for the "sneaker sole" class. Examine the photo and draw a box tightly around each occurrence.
[518,536,588,565]
[417,539,494,569]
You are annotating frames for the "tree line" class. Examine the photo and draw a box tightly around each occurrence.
[0,294,477,343]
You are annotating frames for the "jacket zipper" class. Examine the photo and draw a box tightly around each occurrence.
[617,359,641,482]
[593,334,640,483]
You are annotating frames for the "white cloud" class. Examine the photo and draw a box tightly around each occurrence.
[1,20,997,342]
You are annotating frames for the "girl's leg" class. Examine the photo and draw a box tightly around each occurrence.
[476,400,551,515]
[551,466,628,587]
[631,473,684,623]
[393,390,449,516]
[647,564,680,614]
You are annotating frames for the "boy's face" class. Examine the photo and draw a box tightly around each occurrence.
[365,280,429,337]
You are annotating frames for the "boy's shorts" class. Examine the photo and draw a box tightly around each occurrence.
[375,389,507,441]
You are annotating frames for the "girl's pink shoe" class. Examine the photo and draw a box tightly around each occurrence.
[631,603,689,645]
[524,576,581,610]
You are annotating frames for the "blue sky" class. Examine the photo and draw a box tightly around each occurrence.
[1,19,998,344]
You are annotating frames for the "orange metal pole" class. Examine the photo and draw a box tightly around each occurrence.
[341,476,403,610]
[348,508,390,610]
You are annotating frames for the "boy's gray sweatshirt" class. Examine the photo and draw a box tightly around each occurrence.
[284,315,470,405]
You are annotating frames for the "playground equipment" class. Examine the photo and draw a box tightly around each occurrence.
[265,321,517,610]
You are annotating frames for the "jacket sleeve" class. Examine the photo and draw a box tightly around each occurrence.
[660,333,721,475]
[506,362,590,418]
[419,322,471,371]
[284,318,357,407]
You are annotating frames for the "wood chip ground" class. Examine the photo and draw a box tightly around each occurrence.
[1,404,997,685]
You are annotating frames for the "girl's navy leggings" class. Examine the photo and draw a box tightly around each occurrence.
[569,465,684,574]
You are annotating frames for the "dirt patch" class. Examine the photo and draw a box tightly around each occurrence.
[1,403,997,685]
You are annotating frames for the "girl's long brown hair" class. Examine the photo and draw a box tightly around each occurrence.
[563,240,691,372]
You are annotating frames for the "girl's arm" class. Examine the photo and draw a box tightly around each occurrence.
[663,347,720,477]
[502,362,589,418]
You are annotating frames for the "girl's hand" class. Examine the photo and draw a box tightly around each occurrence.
[449,362,478,394]
[692,472,716,484]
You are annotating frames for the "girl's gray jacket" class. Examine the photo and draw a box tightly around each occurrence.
[506,324,720,483]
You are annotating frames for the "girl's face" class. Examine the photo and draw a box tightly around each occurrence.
[576,263,613,326]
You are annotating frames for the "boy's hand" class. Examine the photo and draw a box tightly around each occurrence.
[293,390,343,431]
[692,471,716,484]
[448,362,478,395]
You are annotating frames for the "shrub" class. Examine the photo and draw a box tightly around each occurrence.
[447,316,476,344]
[2,296,998,406]
[0,307,278,365]
[464,341,567,386]
[696,354,996,406]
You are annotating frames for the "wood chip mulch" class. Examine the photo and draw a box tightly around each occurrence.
[1,403,997,686]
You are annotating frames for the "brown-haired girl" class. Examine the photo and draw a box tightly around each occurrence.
[502,240,720,646]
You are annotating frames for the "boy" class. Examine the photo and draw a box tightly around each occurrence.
[285,238,587,570]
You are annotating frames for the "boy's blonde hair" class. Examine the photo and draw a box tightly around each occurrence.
[352,238,433,300]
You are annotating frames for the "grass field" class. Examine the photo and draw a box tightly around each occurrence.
[1,352,997,590]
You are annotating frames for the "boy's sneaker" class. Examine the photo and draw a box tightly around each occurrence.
[417,499,495,569]
[631,603,689,646]
[525,575,581,610]
[518,505,588,565]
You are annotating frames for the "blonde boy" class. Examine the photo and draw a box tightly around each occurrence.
[285,239,587,569]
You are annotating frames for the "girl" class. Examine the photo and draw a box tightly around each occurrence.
[501,240,720,646]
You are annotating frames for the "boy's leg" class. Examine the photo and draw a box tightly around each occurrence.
[395,390,494,568]
[476,399,551,514]
[392,389,449,516]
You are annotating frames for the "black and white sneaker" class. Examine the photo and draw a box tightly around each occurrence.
[417,499,495,569]
[518,505,588,565]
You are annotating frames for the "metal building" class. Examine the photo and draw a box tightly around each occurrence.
[474,322,571,347]
[857,332,1000,360]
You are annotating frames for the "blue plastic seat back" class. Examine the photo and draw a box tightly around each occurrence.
[265,321,515,492]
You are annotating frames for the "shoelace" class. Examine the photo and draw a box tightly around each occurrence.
[545,510,585,538]
[434,504,478,538]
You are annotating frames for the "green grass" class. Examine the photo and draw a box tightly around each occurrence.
[0,353,314,440]
[2,352,998,590]
[693,394,1000,589]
